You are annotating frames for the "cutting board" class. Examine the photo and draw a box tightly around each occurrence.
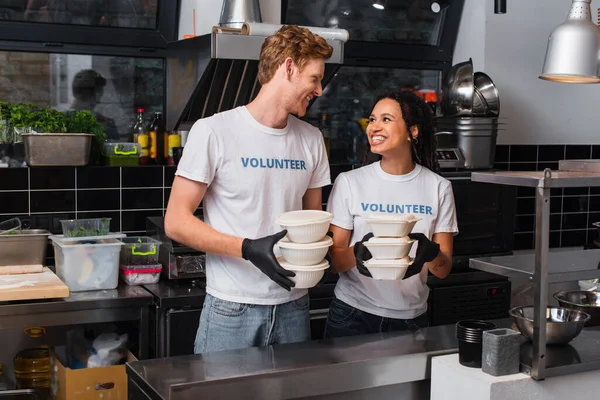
[0,265,44,275]
[0,267,69,301]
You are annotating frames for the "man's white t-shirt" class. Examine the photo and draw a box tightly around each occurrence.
[327,162,458,319]
[175,106,331,305]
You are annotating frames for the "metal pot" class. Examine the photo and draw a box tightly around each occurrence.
[474,72,500,117]
[441,58,474,116]
[435,128,497,170]
[554,291,600,327]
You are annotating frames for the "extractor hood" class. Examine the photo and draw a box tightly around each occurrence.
[166,23,348,130]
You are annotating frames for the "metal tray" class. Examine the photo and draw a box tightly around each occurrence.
[22,133,93,166]
[0,229,51,266]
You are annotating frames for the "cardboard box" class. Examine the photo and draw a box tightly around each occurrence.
[49,347,136,400]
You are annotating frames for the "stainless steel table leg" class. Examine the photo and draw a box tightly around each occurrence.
[138,305,150,360]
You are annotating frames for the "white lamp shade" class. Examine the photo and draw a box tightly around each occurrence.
[540,0,600,84]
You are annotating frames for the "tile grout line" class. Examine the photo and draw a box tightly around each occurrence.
[27,167,31,215]
[74,168,78,219]
[119,167,122,233]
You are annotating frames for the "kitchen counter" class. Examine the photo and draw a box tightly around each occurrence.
[126,319,512,400]
[0,284,153,358]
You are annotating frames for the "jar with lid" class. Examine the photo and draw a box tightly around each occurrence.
[13,346,50,389]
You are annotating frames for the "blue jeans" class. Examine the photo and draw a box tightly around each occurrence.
[324,296,429,339]
[194,293,311,354]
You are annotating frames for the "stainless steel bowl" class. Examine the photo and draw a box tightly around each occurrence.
[441,58,474,116]
[509,306,590,345]
[554,291,600,327]
[474,72,500,117]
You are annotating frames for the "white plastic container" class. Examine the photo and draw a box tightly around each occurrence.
[120,264,162,285]
[50,236,124,292]
[278,257,329,289]
[276,210,332,243]
[278,236,332,266]
[364,257,413,280]
[364,237,415,259]
[364,213,421,237]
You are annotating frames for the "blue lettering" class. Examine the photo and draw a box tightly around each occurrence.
[369,204,378,212]
[413,204,419,213]
[241,158,249,167]
[426,206,432,215]
[395,205,404,213]
[250,158,259,168]
[378,204,384,212]
[290,160,296,170]
[386,205,394,213]
[259,158,266,168]
[419,205,425,214]
[295,160,300,169]
[300,160,306,170]
[275,159,284,169]
[284,160,290,168]
[361,203,369,212]
[405,205,412,212]
[267,159,274,168]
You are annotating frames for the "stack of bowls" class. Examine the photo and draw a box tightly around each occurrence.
[275,210,333,289]
[361,213,421,280]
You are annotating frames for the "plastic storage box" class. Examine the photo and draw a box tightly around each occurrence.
[120,264,162,285]
[120,237,161,265]
[104,142,140,166]
[50,236,124,292]
[60,218,111,238]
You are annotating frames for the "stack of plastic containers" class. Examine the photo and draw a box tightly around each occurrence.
[119,237,162,285]
[275,210,333,289]
[50,218,124,292]
[361,214,421,280]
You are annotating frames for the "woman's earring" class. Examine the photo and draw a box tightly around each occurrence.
[413,137,419,145]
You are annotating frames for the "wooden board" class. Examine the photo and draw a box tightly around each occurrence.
[0,267,69,301]
[0,264,44,275]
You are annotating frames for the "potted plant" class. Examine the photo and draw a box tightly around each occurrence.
[1,103,106,166]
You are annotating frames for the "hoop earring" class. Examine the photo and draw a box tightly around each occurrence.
[412,137,419,145]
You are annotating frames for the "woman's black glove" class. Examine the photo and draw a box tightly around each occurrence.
[408,233,440,273]
[242,230,295,291]
[354,233,374,278]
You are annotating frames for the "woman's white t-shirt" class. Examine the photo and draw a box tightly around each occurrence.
[327,162,458,319]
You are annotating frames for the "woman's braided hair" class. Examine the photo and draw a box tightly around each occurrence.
[362,90,440,174]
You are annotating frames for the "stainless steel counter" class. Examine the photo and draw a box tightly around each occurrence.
[126,320,511,400]
[0,284,153,358]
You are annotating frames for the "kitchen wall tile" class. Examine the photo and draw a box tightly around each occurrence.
[517,187,535,198]
[515,215,534,232]
[592,145,600,159]
[550,197,562,214]
[77,189,120,211]
[493,162,509,171]
[164,166,176,188]
[164,188,171,207]
[550,232,561,248]
[561,230,588,247]
[588,228,597,244]
[562,196,588,213]
[591,187,600,195]
[538,145,565,162]
[322,185,332,204]
[536,162,558,171]
[561,213,589,230]
[550,214,562,231]
[551,188,563,197]
[122,210,164,232]
[30,191,75,213]
[122,166,163,188]
[509,145,537,162]
[77,211,120,233]
[513,233,534,250]
[565,145,591,160]
[588,212,600,225]
[517,198,534,215]
[122,188,163,209]
[34,212,75,234]
[509,162,536,171]
[0,192,28,213]
[78,167,120,189]
[30,167,75,190]
[588,196,600,212]
[494,145,509,163]
[0,168,28,190]
[564,187,589,196]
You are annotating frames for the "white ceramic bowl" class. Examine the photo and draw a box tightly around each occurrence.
[278,236,333,266]
[276,210,333,244]
[364,257,414,280]
[364,237,415,259]
[364,213,421,237]
[278,257,329,289]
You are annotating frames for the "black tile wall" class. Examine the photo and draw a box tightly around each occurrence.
[498,144,599,249]
[0,166,174,234]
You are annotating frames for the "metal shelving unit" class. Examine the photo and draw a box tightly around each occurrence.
[469,168,600,380]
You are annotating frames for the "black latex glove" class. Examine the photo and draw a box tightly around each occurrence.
[242,230,295,291]
[407,233,440,277]
[354,233,374,278]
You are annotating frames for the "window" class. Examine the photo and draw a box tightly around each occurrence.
[305,65,441,165]
[0,50,164,141]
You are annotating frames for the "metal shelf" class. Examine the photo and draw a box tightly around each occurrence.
[471,170,600,188]
[520,328,600,378]
[470,249,600,283]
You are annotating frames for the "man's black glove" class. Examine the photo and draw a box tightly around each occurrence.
[354,233,374,278]
[407,233,440,277]
[242,230,295,291]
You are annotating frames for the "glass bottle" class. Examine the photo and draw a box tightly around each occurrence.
[149,112,166,165]
[132,108,150,165]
